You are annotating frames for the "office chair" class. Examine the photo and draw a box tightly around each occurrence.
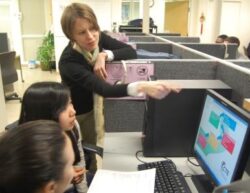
[14,55,24,82]
[0,51,22,102]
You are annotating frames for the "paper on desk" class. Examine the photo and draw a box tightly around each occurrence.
[87,168,156,193]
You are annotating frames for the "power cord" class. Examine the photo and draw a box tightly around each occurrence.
[187,157,200,167]
[135,150,147,164]
[135,150,177,171]
[183,173,193,178]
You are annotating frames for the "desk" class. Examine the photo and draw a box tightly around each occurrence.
[103,132,204,193]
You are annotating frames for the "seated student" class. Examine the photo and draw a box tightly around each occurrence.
[0,120,74,193]
[225,36,249,60]
[246,42,250,59]
[18,82,88,193]
[215,34,228,43]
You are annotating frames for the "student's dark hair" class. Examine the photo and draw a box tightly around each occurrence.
[226,36,240,47]
[0,120,68,193]
[218,34,228,40]
[18,81,80,164]
[19,81,71,124]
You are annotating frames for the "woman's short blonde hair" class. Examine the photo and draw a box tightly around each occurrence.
[61,3,100,41]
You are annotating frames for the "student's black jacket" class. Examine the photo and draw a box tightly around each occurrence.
[59,32,137,115]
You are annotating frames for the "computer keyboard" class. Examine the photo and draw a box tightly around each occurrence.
[138,160,192,193]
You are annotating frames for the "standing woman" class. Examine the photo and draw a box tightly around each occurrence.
[19,82,88,193]
[0,120,75,193]
[59,3,181,172]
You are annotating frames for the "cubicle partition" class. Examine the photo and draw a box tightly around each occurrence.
[154,33,181,36]
[136,42,172,52]
[135,42,237,59]
[215,62,250,106]
[152,60,217,79]
[181,43,237,59]
[228,60,250,69]
[125,32,181,36]
[104,33,250,133]
[160,36,200,43]
[128,36,164,42]
[104,58,250,132]
[136,42,209,59]
[104,59,217,132]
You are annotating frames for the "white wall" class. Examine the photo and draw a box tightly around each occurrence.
[236,0,250,53]
[188,0,221,42]
[53,0,250,69]
[188,0,250,54]
[148,0,165,33]
[53,0,117,70]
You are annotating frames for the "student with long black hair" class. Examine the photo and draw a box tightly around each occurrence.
[19,82,88,193]
[0,120,74,193]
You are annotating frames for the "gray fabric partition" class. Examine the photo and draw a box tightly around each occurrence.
[154,33,181,36]
[136,43,172,53]
[182,43,237,59]
[172,45,208,59]
[104,60,218,132]
[125,32,180,36]
[228,60,250,69]
[215,63,250,106]
[128,36,164,42]
[104,100,145,132]
[136,43,210,59]
[152,60,217,79]
[160,36,200,43]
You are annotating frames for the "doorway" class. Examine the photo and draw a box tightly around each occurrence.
[164,1,189,36]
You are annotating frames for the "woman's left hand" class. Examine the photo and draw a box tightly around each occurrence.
[94,52,108,80]
[72,166,86,184]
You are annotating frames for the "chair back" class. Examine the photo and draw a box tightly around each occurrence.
[0,51,18,85]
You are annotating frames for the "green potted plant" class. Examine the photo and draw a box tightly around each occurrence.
[36,31,55,71]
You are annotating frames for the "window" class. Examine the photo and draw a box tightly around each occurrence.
[121,0,140,24]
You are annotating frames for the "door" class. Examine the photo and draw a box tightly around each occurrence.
[164,1,189,36]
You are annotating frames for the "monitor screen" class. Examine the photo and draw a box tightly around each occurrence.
[194,89,250,187]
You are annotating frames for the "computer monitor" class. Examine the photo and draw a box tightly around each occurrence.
[192,89,250,193]
[143,80,232,157]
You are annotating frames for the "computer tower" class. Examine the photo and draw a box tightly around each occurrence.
[142,80,232,157]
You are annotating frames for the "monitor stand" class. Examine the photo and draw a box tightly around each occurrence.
[191,174,215,193]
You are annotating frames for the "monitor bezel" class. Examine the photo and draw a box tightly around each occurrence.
[194,89,250,186]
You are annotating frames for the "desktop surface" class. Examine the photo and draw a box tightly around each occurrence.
[103,132,204,193]
[103,132,250,193]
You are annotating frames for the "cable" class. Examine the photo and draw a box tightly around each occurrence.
[135,150,148,163]
[183,173,193,178]
[187,157,200,167]
[135,150,178,172]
